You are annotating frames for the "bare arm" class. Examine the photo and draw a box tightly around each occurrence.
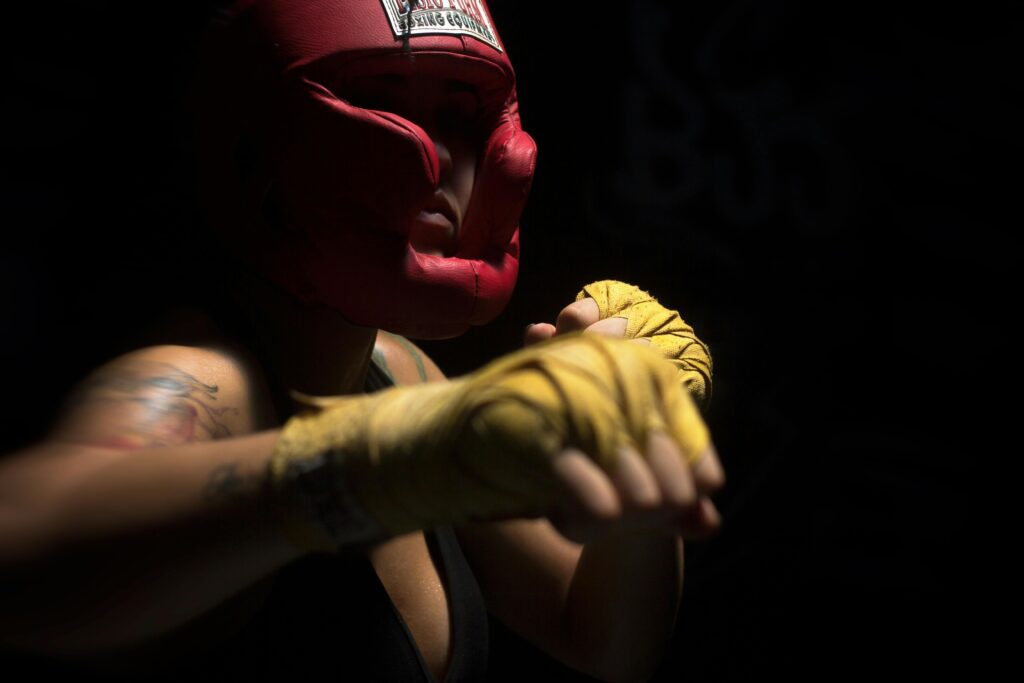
[379,333,706,683]
[0,346,303,656]
[456,520,684,683]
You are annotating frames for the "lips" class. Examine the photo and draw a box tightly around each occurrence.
[410,191,459,256]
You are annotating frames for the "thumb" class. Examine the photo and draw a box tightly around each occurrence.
[524,322,557,347]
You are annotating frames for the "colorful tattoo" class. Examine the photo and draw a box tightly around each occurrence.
[69,360,237,447]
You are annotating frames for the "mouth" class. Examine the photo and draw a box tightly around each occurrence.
[410,191,459,256]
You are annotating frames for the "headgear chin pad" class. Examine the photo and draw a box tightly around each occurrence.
[200,0,536,339]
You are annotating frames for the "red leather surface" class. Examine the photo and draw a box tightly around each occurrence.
[200,0,535,338]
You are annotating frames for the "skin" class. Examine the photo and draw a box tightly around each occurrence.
[382,305,726,682]
[346,72,726,543]
[525,301,725,542]
[344,73,478,256]
[0,74,725,683]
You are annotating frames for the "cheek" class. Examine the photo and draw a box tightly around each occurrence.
[450,144,478,215]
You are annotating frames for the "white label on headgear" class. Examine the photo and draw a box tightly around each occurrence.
[379,0,503,52]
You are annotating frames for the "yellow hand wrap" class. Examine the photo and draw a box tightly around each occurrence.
[269,333,710,551]
[576,280,713,407]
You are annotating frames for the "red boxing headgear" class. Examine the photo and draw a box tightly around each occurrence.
[199,0,536,338]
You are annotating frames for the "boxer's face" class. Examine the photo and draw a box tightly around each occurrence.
[344,74,481,256]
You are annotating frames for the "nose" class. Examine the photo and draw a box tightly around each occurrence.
[433,136,453,177]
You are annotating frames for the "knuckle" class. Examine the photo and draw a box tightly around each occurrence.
[626,488,663,512]
[556,302,592,329]
[704,470,726,493]
[664,486,697,510]
[590,504,623,526]
[694,453,726,493]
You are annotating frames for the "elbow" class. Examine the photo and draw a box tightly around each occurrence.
[0,606,167,662]
[566,636,668,683]
[0,547,172,660]
[588,655,663,683]
[571,663,659,683]
[0,627,154,680]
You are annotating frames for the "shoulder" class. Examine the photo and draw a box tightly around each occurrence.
[371,331,446,385]
[51,343,272,449]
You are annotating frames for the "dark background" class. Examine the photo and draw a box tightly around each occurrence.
[2,1,1014,680]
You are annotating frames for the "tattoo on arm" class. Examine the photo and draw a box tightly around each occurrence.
[202,462,263,506]
[384,332,428,383]
[66,360,239,448]
[371,346,397,384]
[200,462,271,539]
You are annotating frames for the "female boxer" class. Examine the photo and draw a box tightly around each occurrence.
[0,2,723,680]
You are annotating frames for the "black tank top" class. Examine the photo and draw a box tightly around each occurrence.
[177,359,491,682]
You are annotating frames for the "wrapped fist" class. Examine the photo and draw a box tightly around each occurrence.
[269,333,712,551]
[525,280,712,406]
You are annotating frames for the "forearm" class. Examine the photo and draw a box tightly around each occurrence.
[563,531,684,683]
[0,432,303,655]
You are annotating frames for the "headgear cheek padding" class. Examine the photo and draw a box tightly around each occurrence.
[277,77,441,243]
[200,0,536,339]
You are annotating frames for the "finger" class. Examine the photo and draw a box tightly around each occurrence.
[584,316,628,339]
[609,445,662,517]
[549,448,622,543]
[555,298,601,335]
[664,385,713,468]
[524,322,557,347]
[678,496,723,540]
[690,445,726,495]
[644,431,697,515]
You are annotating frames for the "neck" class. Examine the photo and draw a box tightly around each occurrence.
[267,301,377,399]
[230,269,378,403]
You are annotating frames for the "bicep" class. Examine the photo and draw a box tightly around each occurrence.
[50,345,259,450]
[456,518,584,665]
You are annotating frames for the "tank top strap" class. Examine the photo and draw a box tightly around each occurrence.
[428,525,490,682]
